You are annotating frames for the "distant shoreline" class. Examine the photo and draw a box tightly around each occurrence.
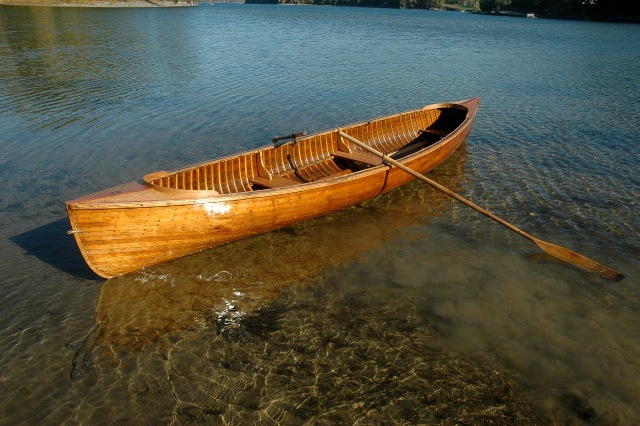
[0,0,196,6]
[1,1,638,22]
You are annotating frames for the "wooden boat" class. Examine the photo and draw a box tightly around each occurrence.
[66,98,480,278]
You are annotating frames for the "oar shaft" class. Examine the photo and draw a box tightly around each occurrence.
[339,131,534,241]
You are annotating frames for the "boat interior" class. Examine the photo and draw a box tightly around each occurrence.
[143,105,468,195]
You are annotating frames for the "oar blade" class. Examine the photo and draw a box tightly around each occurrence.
[534,239,624,282]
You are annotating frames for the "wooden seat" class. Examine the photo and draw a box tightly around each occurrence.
[333,150,383,166]
[251,175,298,189]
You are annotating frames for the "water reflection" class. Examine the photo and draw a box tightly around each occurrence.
[95,147,469,352]
[0,6,199,131]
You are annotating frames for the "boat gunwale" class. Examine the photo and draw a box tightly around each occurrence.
[66,99,478,210]
[160,101,472,175]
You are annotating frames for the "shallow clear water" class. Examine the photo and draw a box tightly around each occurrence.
[1,4,639,424]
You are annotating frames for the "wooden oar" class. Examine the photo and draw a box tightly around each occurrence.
[338,130,624,282]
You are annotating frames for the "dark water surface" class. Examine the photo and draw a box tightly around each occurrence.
[1,4,639,424]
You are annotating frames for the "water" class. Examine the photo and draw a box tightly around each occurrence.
[1,4,639,424]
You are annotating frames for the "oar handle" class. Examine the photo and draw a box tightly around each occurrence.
[272,131,306,144]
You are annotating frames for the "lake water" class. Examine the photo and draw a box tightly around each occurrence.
[1,4,639,424]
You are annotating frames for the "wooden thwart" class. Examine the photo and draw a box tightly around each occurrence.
[333,150,383,166]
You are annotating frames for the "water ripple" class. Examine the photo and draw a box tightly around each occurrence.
[1,5,639,425]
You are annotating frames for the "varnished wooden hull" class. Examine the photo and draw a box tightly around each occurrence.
[66,98,479,278]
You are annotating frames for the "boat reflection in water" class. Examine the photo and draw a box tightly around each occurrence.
[95,146,469,353]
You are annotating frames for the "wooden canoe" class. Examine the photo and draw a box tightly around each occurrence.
[66,98,479,278]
